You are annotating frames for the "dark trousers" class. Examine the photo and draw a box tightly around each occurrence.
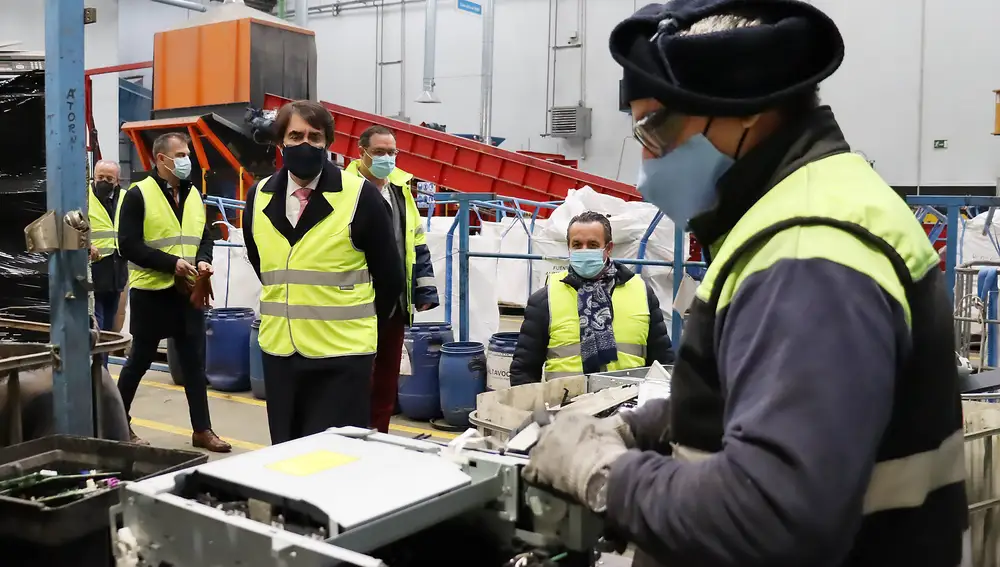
[262,352,373,444]
[93,291,121,368]
[371,310,406,433]
[117,326,212,432]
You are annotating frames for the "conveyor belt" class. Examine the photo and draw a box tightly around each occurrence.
[262,94,641,204]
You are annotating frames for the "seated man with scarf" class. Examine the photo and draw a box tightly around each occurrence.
[509,211,674,386]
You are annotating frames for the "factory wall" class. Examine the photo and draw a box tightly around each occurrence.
[3,0,999,193]
[307,0,640,185]
[0,0,121,164]
[297,0,1000,193]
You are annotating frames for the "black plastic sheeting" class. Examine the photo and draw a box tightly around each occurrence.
[0,71,49,329]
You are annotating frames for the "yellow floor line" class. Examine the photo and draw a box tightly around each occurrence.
[130,417,266,451]
[113,374,459,440]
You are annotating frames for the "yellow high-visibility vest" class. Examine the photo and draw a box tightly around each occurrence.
[344,161,429,322]
[125,176,205,291]
[543,270,649,378]
[252,171,377,358]
[87,185,125,260]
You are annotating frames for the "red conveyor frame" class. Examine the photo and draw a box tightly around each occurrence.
[262,94,641,204]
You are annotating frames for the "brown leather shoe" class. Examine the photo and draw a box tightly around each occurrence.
[129,426,150,446]
[192,430,232,453]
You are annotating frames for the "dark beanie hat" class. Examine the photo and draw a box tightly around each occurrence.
[611,0,844,116]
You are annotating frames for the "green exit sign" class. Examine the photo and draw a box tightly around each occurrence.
[933,139,948,149]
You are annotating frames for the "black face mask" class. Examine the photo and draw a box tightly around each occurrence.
[94,180,115,198]
[282,143,327,180]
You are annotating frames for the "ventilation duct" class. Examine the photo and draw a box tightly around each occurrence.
[416,0,440,103]
[149,0,208,12]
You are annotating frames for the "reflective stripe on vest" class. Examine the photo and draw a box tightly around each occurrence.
[543,270,649,378]
[672,428,965,516]
[88,185,125,259]
[344,160,425,322]
[252,171,377,358]
[126,177,206,291]
[692,152,963,518]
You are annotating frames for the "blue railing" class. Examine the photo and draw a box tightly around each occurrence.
[171,192,992,349]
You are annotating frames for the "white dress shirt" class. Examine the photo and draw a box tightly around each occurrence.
[378,182,393,213]
[285,172,321,227]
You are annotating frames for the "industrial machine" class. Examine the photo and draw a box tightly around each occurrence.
[112,427,622,567]
[118,1,317,210]
[0,45,44,81]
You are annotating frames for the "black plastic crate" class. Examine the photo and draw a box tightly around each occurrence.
[0,435,207,566]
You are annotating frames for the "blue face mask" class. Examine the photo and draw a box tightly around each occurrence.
[163,154,192,181]
[570,249,607,279]
[636,134,733,227]
[368,154,396,180]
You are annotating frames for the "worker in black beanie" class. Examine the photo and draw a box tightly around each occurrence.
[522,2,970,567]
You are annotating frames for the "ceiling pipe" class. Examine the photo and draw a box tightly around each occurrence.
[415,0,440,103]
[294,0,308,26]
[149,0,208,12]
[479,0,495,142]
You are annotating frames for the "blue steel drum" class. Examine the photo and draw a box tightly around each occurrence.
[249,317,265,399]
[486,332,519,391]
[439,341,487,427]
[205,307,255,392]
[398,322,454,420]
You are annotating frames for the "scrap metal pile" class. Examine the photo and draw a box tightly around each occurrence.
[0,468,121,507]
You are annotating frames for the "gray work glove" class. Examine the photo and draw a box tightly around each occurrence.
[607,413,636,448]
[522,412,630,513]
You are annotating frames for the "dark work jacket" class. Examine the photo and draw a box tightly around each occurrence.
[117,170,214,340]
[607,107,967,567]
[243,161,404,370]
[91,187,128,293]
[508,262,674,386]
[382,179,439,317]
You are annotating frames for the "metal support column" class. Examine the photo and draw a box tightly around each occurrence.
[45,0,94,435]
[453,193,494,341]
[672,224,684,345]
[946,205,959,299]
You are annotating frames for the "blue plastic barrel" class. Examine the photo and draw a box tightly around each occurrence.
[398,322,454,420]
[205,307,255,392]
[249,317,265,399]
[439,341,487,427]
[486,332,519,391]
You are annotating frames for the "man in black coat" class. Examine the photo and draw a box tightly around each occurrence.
[509,211,674,386]
[243,101,404,444]
[116,132,230,452]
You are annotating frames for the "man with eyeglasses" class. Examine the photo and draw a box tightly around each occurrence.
[521,2,969,567]
[345,125,439,433]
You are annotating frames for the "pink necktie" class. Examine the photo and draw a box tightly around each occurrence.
[292,187,311,221]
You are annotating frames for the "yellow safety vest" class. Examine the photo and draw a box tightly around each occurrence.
[543,270,650,378]
[344,160,429,322]
[125,176,206,291]
[87,185,125,260]
[252,171,377,358]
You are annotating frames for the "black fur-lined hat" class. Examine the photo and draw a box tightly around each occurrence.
[612,0,844,116]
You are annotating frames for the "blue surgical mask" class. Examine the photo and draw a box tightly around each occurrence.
[169,155,192,180]
[570,249,607,279]
[368,154,396,180]
[636,134,733,227]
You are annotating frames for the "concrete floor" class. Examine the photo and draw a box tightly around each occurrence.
[116,315,525,460]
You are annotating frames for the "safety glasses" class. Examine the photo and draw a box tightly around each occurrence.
[633,107,686,158]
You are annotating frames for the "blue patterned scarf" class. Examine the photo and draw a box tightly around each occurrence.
[576,262,619,374]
